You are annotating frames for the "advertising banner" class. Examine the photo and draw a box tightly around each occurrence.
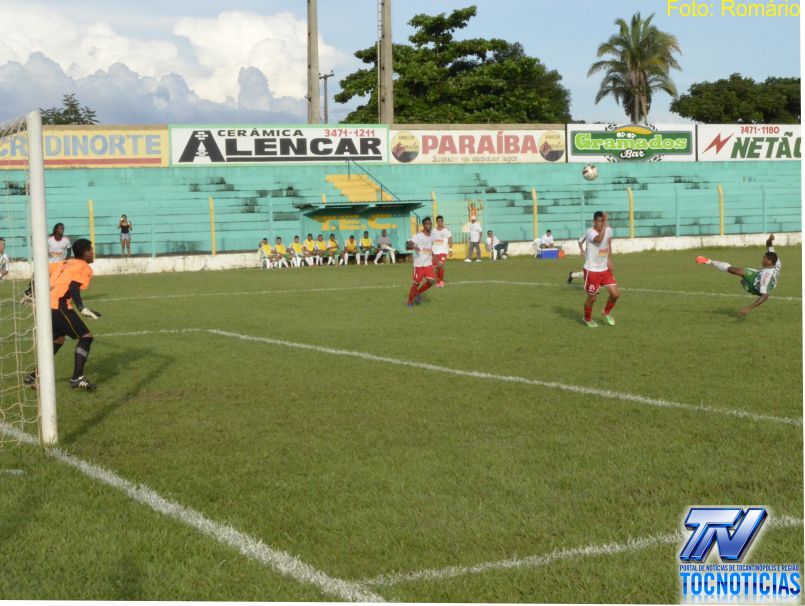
[170,125,388,166]
[0,125,168,169]
[567,123,696,162]
[698,124,801,161]
[389,129,566,164]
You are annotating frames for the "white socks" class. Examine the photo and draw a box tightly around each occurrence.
[710,260,731,272]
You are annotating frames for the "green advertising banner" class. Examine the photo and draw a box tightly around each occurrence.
[567,124,695,162]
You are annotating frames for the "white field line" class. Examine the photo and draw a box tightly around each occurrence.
[93,279,802,304]
[101,328,802,428]
[0,422,384,602]
[359,515,804,587]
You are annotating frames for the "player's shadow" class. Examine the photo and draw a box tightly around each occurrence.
[61,343,174,445]
[552,305,584,324]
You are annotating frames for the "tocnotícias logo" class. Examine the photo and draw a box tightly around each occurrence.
[678,507,801,603]
[680,507,766,561]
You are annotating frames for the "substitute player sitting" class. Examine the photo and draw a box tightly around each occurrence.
[327,234,339,265]
[581,211,619,327]
[315,234,328,265]
[25,238,101,391]
[406,217,437,307]
[359,231,374,265]
[431,215,452,287]
[696,234,781,316]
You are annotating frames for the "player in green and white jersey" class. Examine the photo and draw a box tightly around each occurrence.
[696,234,781,316]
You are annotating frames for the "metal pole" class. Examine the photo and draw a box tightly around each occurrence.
[531,188,538,240]
[379,0,394,124]
[320,71,334,123]
[87,199,95,249]
[26,110,58,446]
[627,187,634,239]
[307,0,320,124]
[717,185,724,236]
[209,197,216,255]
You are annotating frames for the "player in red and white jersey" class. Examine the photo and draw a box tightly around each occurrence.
[431,215,453,287]
[406,216,437,307]
[581,211,620,327]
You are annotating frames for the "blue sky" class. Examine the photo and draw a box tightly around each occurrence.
[0,0,799,124]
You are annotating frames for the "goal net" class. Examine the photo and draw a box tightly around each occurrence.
[0,112,58,446]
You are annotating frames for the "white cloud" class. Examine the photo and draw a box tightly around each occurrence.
[0,2,350,122]
[0,1,184,79]
[174,10,346,103]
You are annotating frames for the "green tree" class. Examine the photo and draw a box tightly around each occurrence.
[40,93,98,125]
[671,74,800,123]
[588,12,681,124]
[335,6,571,124]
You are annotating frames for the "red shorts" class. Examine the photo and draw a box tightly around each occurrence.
[413,265,436,283]
[583,268,617,295]
[432,253,448,266]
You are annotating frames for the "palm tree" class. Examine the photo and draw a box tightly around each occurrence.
[588,12,681,124]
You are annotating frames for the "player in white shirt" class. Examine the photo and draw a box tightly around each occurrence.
[581,211,619,327]
[406,217,437,307]
[22,222,72,303]
[0,238,8,280]
[567,232,587,283]
[431,215,453,287]
[696,234,781,316]
[465,215,483,262]
[47,223,71,262]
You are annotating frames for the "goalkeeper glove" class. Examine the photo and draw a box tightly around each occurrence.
[80,307,102,320]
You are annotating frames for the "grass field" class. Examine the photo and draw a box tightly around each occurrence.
[0,244,802,602]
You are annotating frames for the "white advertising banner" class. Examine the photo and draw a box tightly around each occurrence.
[389,129,566,164]
[697,124,801,161]
[170,125,388,165]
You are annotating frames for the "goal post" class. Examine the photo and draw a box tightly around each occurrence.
[26,111,58,445]
[0,111,58,446]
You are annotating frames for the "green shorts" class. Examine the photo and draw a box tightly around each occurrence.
[741,268,760,296]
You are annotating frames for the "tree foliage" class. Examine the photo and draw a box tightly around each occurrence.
[40,94,98,125]
[588,12,681,124]
[335,6,571,124]
[671,74,800,123]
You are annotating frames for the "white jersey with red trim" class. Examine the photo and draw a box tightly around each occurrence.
[411,231,434,267]
[431,227,452,255]
[583,226,613,272]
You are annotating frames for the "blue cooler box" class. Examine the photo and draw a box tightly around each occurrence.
[537,248,559,259]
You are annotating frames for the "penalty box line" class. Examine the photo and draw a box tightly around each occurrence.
[102,328,802,428]
[93,280,802,304]
[0,422,384,603]
[358,515,804,587]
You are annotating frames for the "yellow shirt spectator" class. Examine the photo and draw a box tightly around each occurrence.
[274,244,287,254]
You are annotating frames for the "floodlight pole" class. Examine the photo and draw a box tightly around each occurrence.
[379,0,394,124]
[307,0,321,124]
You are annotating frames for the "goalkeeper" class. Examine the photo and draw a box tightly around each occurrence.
[25,238,101,391]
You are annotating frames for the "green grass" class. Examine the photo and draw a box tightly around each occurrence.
[0,245,802,602]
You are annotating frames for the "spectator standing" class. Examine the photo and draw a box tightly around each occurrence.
[465,215,483,262]
[119,215,132,257]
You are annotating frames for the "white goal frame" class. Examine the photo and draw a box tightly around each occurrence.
[2,111,59,444]
[27,111,58,445]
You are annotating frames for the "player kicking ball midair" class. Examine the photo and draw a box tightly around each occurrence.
[696,234,781,316]
[431,215,453,287]
[581,211,619,327]
[406,217,437,307]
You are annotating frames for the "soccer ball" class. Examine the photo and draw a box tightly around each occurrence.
[582,164,598,181]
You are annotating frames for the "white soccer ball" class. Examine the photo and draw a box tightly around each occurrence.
[582,164,598,181]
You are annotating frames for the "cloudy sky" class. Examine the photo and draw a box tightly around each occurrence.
[0,0,799,124]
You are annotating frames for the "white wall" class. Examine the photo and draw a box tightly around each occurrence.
[5,232,800,279]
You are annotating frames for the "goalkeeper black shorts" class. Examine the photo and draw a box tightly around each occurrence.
[51,308,89,339]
